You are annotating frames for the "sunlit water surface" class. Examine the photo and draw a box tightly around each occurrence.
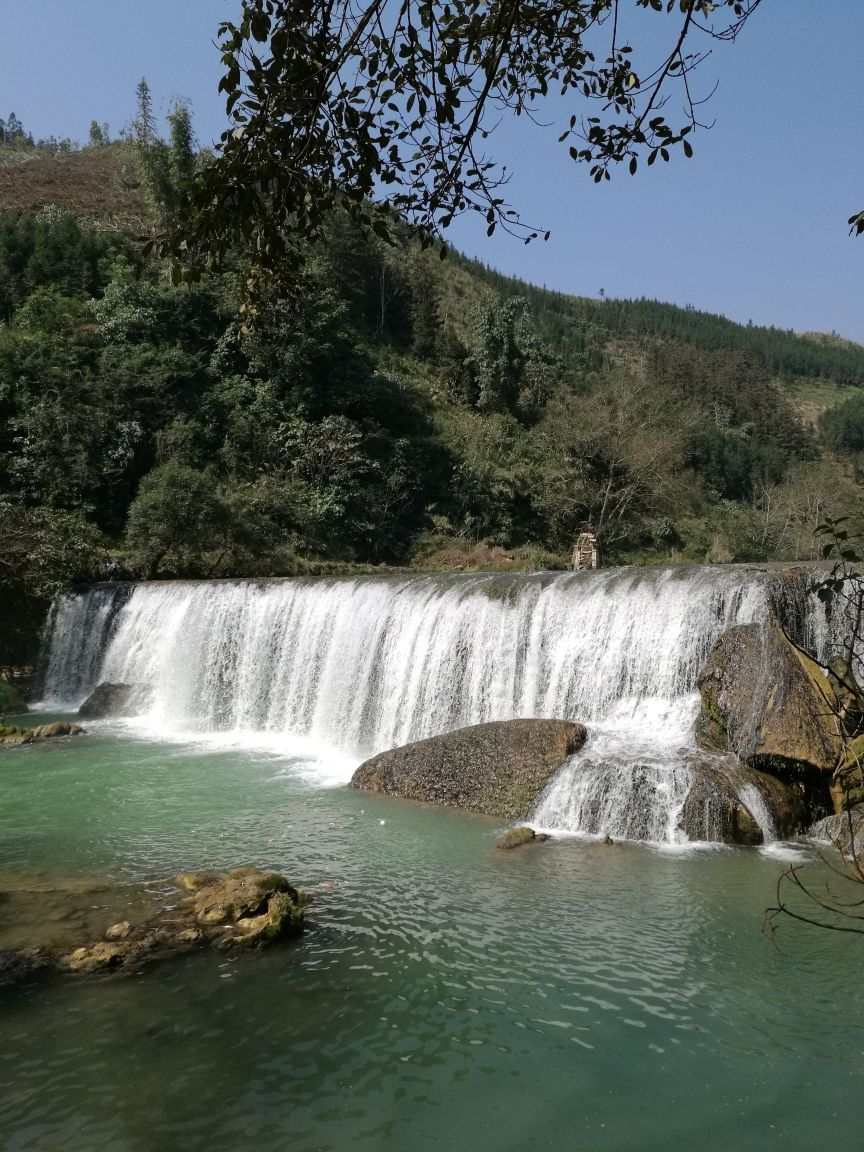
[1,723,862,1151]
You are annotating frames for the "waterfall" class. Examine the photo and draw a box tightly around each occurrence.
[737,782,777,843]
[41,567,777,841]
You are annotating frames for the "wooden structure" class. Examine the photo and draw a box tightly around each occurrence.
[572,531,601,571]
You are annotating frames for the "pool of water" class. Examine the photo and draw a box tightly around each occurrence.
[1,721,861,1151]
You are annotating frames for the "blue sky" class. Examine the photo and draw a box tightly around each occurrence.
[2,0,862,340]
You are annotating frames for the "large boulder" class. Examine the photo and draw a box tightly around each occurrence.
[697,620,842,787]
[78,682,151,718]
[351,719,587,819]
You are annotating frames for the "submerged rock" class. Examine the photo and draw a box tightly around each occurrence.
[1,866,307,982]
[78,682,151,719]
[697,620,841,793]
[351,719,587,819]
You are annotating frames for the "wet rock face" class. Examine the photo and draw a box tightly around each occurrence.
[351,719,587,819]
[697,620,841,782]
[809,810,864,858]
[679,758,805,845]
[78,682,151,719]
[0,867,307,982]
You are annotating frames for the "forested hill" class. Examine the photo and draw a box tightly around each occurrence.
[460,257,864,387]
[2,123,864,664]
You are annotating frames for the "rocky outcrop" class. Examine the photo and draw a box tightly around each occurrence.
[808,810,864,858]
[351,719,587,819]
[78,682,151,719]
[31,721,85,739]
[0,720,84,746]
[0,867,307,981]
[697,620,841,786]
[680,757,805,845]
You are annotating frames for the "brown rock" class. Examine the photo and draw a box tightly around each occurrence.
[697,620,842,782]
[60,942,129,974]
[351,719,587,819]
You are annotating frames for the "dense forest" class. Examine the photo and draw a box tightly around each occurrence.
[2,100,864,662]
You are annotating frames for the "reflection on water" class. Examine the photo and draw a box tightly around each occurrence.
[0,727,861,1151]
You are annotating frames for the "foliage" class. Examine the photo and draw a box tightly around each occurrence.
[819,394,864,456]
[0,186,862,596]
[158,0,762,281]
[133,80,201,234]
[463,256,864,387]
[0,206,133,321]
[125,462,231,576]
[0,500,106,664]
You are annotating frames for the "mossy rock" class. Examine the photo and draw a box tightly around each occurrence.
[496,826,541,849]
[0,722,32,745]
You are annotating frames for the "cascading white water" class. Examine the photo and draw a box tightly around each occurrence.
[737,782,777,843]
[42,567,775,841]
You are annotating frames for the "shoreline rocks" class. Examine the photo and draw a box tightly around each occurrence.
[0,867,308,982]
[351,719,587,819]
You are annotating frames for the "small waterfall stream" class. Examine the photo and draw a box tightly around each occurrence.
[41,567,806,843]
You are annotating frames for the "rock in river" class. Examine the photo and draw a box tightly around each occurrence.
[351,718,587,819]
[78,682,151,718]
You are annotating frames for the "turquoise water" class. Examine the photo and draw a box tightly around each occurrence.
[1,722,862,1151]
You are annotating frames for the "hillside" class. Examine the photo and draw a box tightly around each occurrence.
[2,136,864,663]
[0,142,149,235]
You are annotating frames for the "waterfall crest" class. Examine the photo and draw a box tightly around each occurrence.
[42,567,779,841]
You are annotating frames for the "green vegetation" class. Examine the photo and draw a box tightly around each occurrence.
[2,103,864,664]
[0,681,27,714]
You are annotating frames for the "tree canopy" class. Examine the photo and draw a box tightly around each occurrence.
[162,0,762,277]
